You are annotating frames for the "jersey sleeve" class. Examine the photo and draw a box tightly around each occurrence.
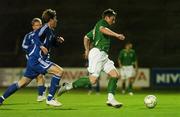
[34,25,49,47]
[48,29,62,47]
[22,33,31,53]
[100,20,110,28]
[86,30,93,42]
[51,33,60,47]
[38,24,48,37]
[33,33,43,47]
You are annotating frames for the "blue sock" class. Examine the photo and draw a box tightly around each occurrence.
[0,96,4,104]
[2,83,19,101]
[47,76,60,101]
[38,85,46,96]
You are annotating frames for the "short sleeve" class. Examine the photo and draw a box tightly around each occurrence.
[99,20,110,28]
[86,30,93,41]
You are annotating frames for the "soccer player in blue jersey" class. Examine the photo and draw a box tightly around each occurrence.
[22,18,47,102]
[0,9,64,107]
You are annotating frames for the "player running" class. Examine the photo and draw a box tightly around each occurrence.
[118,42,138,95]
[78,30,100,94]
[22,18,47,102]
[0,9,64,107]
[58,8,125,108]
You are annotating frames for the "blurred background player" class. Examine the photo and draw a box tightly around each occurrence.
[118,42,138,95]
[22,18,46,102]
[58,8,125,108]
[0,9,64,107]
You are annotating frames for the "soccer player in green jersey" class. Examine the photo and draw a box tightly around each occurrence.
[58,9,125,108]
[118,42,138,95]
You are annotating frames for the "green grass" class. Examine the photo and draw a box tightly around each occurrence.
[0,88,180,117]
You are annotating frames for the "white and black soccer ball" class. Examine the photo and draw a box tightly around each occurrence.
[144,95,157,109]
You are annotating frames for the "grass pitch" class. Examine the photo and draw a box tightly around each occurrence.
[0,88,180,117]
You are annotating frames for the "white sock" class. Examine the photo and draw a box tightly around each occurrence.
[66,83,73,90]
[48,94,53,97]
[1,96,5,100]
[42,91,46,96]
[108,93,114,101]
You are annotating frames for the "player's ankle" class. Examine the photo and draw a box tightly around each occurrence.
[47,95,53,101]
[0,96,5,103]
[66,83,73,90]
[108,93,114,101]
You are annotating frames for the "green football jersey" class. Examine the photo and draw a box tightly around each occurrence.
[92,19,111,53]
[118,49,137,66]
[86,30,93,42]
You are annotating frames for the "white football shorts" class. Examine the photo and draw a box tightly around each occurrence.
[87,48,116,78]
[120,66,135,80]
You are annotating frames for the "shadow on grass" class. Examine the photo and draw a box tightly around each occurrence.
[2,102,37,106]
[0,108,15,110]
[29,108,78,111]
[0,107,78,111]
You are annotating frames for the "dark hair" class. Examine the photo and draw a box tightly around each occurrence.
[31,18,42,25]
[42,9,56,23]
[102,8,117,18]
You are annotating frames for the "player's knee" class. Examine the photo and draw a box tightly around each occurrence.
[37,77,43,83]
[18,81,28,88]
[108,69,120,78]
[110,72,119,78]
[90,79,97,85]
[37,79,43,85]
[55,67,64,77]
[89,75,97,85]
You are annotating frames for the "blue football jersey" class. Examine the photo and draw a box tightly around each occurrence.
[22,31,35,54]
[28,24,58,60]
[23,24,60,79]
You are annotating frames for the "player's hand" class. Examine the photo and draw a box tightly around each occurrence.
[84,50,89,59]
[40,46,48,55]
[116,34,125,40]
[57,36,64,43]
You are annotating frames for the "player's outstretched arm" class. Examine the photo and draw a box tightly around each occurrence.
[100,27,125,40]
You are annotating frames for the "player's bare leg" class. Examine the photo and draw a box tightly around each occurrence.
[46,64,64,106]
[17,77,32,87]
[36,75,47,102]
[89,75,97,85]
[0,77,32,105]
[86,75,99,94]
[106,69,123,108]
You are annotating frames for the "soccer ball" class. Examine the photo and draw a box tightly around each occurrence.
[144,95,157,109]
